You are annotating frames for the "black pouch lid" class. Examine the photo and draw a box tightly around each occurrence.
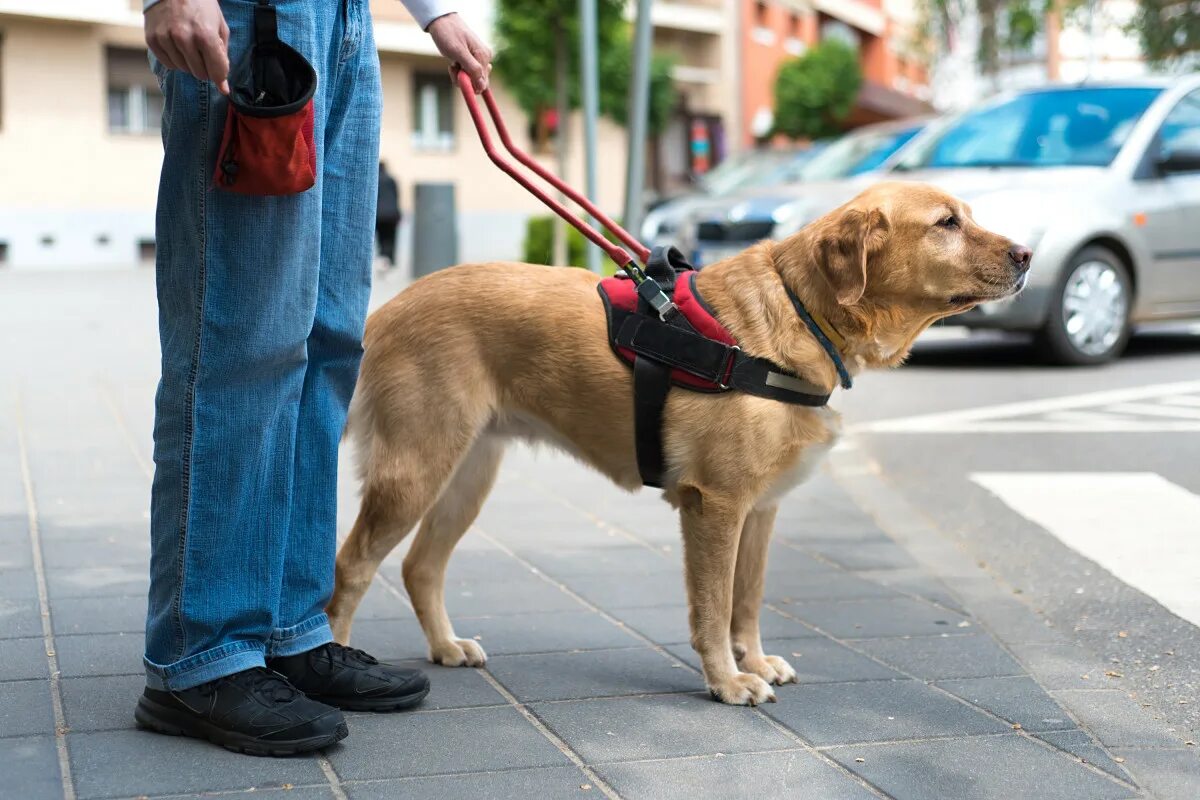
[228,0,317,118]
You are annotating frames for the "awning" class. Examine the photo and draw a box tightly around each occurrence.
[849,80,934,123]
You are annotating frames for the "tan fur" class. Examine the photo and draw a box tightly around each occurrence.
[328,182,1026,705]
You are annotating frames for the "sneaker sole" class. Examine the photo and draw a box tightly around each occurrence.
[310,683,431,713]
[134,697,348,757]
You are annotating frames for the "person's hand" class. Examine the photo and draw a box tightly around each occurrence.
[427,13,493,93]
[145,0,231,95]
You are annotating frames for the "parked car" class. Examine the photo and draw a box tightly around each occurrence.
[878,77,1200,364]
[682,117,929,266]
[640,143,828,249]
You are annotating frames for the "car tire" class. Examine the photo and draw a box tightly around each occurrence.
[1037,245,1133,366]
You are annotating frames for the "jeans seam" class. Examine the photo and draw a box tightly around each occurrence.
[170,75,210,664]
[338,0,361,65]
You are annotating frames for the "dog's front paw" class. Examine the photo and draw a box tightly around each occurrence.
[708,672,777,706]
[429,637,488,667]
[738,654,798,686]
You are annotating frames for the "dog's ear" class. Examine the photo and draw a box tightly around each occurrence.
[815,208,889,306]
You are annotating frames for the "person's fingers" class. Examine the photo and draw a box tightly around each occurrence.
[198,30,231,94]
[172,27,211,84]
[149,32,184,72]
[457,48,486,92]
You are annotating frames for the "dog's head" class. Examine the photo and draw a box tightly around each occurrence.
[778,181,1031,366]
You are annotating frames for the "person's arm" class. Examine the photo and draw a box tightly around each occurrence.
[400,3,493,93]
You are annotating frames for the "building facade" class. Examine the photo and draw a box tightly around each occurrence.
[736,0,931,146]
[0,0,735,269]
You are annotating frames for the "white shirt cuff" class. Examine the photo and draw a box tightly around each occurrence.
[400,0,454,30]
[143,0,164,11]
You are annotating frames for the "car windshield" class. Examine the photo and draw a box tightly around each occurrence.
[897,87,1162,170]
[700,151,797,196]
[798,126,922,181]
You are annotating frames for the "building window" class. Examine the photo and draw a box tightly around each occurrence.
[820,19,861,51]
[106,47,163,134]
[411,72,454,151]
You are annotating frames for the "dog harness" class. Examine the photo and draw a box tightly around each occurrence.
[597,247,853,488]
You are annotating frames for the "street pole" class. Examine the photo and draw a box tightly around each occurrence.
[579,0,602,274]
[622,0,653,243]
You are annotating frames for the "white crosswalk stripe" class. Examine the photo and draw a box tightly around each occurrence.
[856,380,1200,433]
[972,472,1200,627]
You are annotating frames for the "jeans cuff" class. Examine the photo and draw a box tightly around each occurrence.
[267,613,334,658]
[144,640,266,691]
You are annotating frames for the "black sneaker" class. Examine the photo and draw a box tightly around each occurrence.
[267,643,430,712]
[134,667,348,756]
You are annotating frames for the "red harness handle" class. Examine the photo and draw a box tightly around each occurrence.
[455,70,652,277]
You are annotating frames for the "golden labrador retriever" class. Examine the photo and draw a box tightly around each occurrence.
[327,181,1031,705]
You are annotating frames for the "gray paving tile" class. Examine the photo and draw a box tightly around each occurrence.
[0,532,33,570]
[764,679,1007,746]
[827,734,1136,800]
[1038,730,1134,782]
[340,617,428,661]
[376,660,504,711]
[1110,748,1200,800]
[61,674,143,732]
[46,566,147,599]
[345,580,413,621]
[68,728,327,798]
[1051,689,1185,748]
[803,540,920,571]
[328,707,570,781]
[0,736,62,800]
[856,634,1023,679]
[769,571,905,603]
[597,749,879,800]
[532,693,796,763]
[0,598,42,639]
[0,678,54,737]
[52,594,144,635]
[611,604,818,646]
[40,534,149,568]
[854,568,968,614]
[343,766,595,800]
[1006,642,1107,689]
[0,567,38,600]
[561,572,687,609]
[784,597,968,639]
[959,594,1067,645]
[937,676,1076,732]
[443,576,588,616]
[451,610,642,656]
[487,647,698,702]
[668,637,902,685]
[0,636,48,680]
[514,545,679,578]
[380,549,540,585]
[56,632,141,677]
[37,521,145,542]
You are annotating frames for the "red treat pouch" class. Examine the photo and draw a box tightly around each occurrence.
[213,0,318,196]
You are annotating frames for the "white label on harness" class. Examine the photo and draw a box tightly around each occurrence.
[766,371,823,395]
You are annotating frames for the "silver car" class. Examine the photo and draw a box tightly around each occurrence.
[747,77,1200,365]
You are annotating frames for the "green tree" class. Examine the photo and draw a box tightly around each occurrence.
[1129,0,1200,68]
[771,40,863,140]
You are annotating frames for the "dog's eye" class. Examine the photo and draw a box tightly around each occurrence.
[937,215,959,229]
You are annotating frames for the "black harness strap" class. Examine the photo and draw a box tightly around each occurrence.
[630,248,685,488]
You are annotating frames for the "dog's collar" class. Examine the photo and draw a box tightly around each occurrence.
[786,289,853,391]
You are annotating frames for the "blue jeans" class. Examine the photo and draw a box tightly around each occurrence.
[145,0,381,691]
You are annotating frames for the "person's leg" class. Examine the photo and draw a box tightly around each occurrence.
[378,221,397,266]
[269,0,381,659]
[144,0,334,692]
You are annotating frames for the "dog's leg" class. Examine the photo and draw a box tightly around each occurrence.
[328,440,471,644]
[679,487,775,706]
[730,505,797,686]
[403,436,504,667]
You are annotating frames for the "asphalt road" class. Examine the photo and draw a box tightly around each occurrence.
[836,324,1200,740]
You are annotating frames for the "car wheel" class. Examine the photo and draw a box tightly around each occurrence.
[1037,245,1132,366]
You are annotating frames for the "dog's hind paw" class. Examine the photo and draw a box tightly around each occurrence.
[739,654,798,686]
[708,672,777,706]
[430,637,488,667]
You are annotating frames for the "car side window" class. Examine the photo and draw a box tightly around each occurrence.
[1159,89,1200,168]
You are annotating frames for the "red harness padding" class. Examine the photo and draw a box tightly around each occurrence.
[598,272,734,392]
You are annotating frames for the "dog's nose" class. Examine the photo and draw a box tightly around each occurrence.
[1008,244,1032,273]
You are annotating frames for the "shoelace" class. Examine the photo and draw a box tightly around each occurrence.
[313,642,380,670]
[200,667,300,704]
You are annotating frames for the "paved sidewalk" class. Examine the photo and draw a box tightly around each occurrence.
[2,270,1197,799]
